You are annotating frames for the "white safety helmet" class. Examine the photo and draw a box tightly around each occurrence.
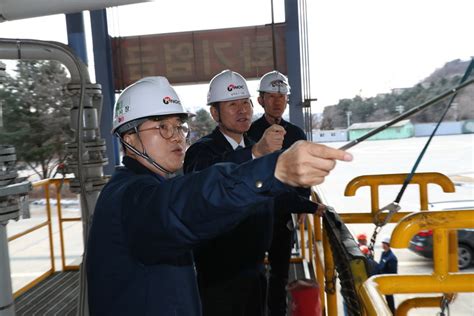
[382,237,391,245]
[112,76,194,135]
[258,70,290,95]
[207,70,251,105]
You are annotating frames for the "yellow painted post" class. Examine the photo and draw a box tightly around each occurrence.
[313,214,326,314]
[433,229,449,277]
[307,215,313,263]
[44,182,56,272]
[300,219,306,259]
[418,183,429,211]
[322,231,337,316]
[448,230,459,273]
[55,180,67,270]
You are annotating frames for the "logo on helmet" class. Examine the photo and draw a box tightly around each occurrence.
[270,80,287,88]
[227,84,244,92]
[162,96,181,105]
[115,101,124,117]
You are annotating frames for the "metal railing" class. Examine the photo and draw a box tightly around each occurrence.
[8,178,81,298]
[361,210,474,315]
[298,172,472,315]
[9,174,472,315]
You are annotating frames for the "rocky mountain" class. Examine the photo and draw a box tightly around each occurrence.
[422,58,472,83]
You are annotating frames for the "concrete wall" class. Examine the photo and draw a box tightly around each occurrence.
[312,129,348,142]
[414,121,463,136]
[314,121,473,143]
[349,123,414,141]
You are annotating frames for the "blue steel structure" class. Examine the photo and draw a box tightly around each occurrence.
[90,9,120,175]
[66,11,119,175]
[285,0,304,130]
[65,13,88,65]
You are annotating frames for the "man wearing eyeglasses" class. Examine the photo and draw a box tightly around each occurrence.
[86,76,352,316]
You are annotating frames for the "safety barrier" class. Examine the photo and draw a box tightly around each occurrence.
[8,178,81,298]
[300,172,468,315]
[360,210,474,315]
[10,174,471,315]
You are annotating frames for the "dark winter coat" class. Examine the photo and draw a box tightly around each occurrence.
[86,153,291,316]
[183,127,273,286]
[378,249,398,274]
[247,115,312,220]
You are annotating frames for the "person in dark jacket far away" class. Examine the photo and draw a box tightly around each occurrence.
[246,70,314,316]
[360,245,378,276]
[86,76,352,316]
[377,237,398,314]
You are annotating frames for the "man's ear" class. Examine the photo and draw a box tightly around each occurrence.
[122,133,136,148]
[257,96,265,107]
[210,105,220,122]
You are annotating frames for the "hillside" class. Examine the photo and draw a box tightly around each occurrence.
[422,59,471,83]
[320,58,474,130]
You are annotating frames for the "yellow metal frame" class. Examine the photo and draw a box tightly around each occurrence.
[361,210,474,315]
[51,178,81,271]
[298,172,463,315]
[13,174,464,313]
[8,178,81,298]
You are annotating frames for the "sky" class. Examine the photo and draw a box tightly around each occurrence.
[0,0,473,116]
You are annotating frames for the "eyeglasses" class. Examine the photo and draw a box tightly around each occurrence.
[138,121,189,139]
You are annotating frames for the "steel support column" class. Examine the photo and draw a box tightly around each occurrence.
[66,12,88,65]
[284,0,304,129]
[90,9,119,174]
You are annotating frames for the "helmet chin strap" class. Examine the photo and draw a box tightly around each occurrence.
[116,132,176,179]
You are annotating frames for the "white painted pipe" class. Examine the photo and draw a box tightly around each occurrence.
[0,0,150,22]
[0,225,15,316]
[0,39,89,83]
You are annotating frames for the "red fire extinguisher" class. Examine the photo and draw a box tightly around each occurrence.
[288,279,321,316]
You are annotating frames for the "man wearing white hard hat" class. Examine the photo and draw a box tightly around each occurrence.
[247,70,310,316]
[377,237,398,313]
[86,75,352,316]
[184,69,300,316]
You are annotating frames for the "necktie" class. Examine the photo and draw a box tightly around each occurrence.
[235,145,243,150]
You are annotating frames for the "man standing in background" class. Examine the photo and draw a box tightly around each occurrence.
[184,69,297,316]
[378,237,398,313]
[247,70,311,316]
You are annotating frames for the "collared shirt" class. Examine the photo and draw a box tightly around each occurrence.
[222,132,246,150]
[221,130,255,158]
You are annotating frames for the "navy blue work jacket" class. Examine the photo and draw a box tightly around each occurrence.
[378,249,398,274]
[247,115,313,218]
[183,128,273,285]
[86,153,291,316]
[247,115,307,150]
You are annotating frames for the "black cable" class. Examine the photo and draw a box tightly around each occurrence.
[393,58,474,205]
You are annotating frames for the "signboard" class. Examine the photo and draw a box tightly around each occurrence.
[111,23,287,90]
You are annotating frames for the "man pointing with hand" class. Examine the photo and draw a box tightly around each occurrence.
[87,75,352,316]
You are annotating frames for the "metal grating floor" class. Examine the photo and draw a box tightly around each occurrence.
[14,271,79,316]
[12,263,312,316]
